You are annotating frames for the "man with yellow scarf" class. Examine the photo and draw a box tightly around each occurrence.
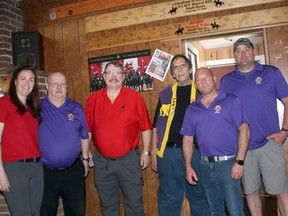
[150,54,209,216]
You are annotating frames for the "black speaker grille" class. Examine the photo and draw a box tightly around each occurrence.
[12,31,44,70]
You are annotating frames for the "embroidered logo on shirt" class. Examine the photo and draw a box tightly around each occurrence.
[255,77,262,85]
[214,105,221,114]
[67,114,74,121]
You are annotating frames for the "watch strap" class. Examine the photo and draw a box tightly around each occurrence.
[235,159,244,166]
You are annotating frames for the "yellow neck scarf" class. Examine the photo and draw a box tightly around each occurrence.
[157,81,196,157]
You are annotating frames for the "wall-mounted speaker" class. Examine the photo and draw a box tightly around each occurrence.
[12,31,44,70]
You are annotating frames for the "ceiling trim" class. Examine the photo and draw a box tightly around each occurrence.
[48,0,151,21]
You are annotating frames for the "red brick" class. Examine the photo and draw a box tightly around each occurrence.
[9,7,22,16]
[0,15,10,23]
[0,10,16,20]
[0,2,9,10]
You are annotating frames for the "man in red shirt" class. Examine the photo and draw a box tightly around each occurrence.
[85,61,152,216]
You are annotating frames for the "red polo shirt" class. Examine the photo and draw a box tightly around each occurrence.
[0,95,41,162]
[85,86,152,158]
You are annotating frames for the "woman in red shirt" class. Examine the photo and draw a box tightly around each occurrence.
[0,65,43,216]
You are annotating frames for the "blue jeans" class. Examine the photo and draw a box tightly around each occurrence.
[157,146,209,216]
[200,157,244,216]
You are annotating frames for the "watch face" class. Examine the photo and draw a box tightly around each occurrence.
[237,160,244,165]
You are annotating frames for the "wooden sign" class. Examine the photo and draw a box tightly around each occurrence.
[85,0,285,33]
[86,6,288,51]
[48,0,151,20]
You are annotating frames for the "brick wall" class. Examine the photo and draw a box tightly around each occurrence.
[0,0,22,212]
[0,0,23,71]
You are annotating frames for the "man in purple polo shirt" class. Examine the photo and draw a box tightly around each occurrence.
[181,67,249,215]
[38,72,90,216]
[220,38,288,216]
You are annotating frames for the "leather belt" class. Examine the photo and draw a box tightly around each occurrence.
[17,157,40,163]
[201,155,235,162]
[44,158,79,171]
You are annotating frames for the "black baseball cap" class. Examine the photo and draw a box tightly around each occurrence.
[233,38,254,52]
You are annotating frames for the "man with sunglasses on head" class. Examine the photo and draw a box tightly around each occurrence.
[85,61,152,216]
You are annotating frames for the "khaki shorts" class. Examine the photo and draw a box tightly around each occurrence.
[242,139,288,195]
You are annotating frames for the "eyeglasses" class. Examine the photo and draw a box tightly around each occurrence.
[172,64,188,71]
[104,71,123,76]
[48,82,68,88]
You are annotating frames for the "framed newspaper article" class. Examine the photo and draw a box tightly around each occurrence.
[145,49,173,81]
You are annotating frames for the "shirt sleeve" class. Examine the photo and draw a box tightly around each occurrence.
[274,68,288,100]
[0,97,9,124]
[78,105,89,139]
[180,105,195,136]
[84,96,93,132]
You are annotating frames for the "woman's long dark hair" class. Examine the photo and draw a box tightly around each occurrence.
[9,65,41,122]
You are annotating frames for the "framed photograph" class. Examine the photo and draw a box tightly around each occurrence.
[145,49,173,81]
[88,49,153,93]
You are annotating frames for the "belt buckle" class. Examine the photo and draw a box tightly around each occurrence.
[207,156,216,162]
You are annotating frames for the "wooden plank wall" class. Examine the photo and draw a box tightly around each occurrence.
[21,0,288,215]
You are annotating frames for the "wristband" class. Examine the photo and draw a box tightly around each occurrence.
[281,128,288,134]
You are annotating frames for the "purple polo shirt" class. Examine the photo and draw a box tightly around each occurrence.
[220,62,288,150]
[181,93,247,156]
[38,96,89,168]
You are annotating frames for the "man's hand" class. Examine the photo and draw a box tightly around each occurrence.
[141,151,150,170]
[231,163,244,180]
[83,160,90,178]
[267,130,287,145]
[186,166,198,185]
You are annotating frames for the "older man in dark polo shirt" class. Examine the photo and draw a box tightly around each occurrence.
[39,72,90,216]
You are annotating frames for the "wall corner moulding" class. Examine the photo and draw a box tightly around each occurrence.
[85,0,285,33]
[48,0,151,21]
[86,6,288,51]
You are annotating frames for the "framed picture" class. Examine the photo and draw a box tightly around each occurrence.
[88,49,153,93]
[145,49,173,81]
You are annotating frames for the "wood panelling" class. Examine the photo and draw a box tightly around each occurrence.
[49,0,151,20]
[86,6,288,51]
[20,0,288,215]
[85,0,284,33]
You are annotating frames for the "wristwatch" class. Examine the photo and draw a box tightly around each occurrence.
[281,128,288,134]
[235,159,244,166]
[82,157,90,162]
[143,151,150,156]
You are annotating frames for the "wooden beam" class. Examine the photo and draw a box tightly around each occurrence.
[85,0,285,33]
[48,0,151,20]
[86,6,288,51]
